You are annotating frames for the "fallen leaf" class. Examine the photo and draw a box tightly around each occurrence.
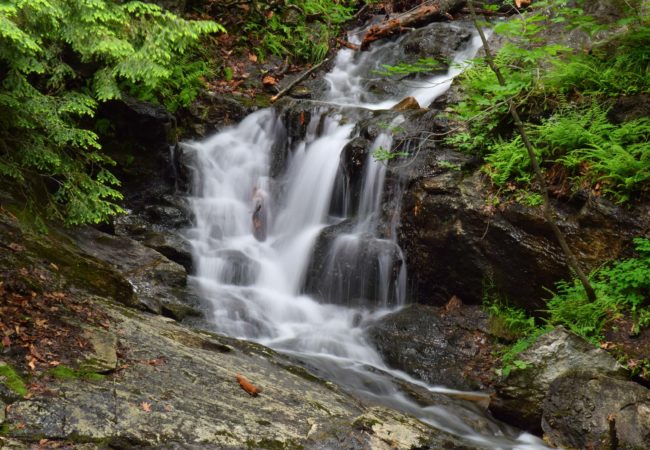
[49,263,59,271]
[164,404,174,412]
[2,335,11,347]
[35,318,47,327]
[248,53,258,62]
[49,360,61,366]
[27,358,36,370]
[262,75,277,86]
[141,401,152,412]
[8,242,25,252]
[236,373,261,397]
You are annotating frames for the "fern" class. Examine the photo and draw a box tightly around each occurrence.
[0,0,224,225]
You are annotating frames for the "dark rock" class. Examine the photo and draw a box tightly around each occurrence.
[142,231,193,272]
[304,221,404,307]
[608,94,650,124]
[491,327,627,433]
[98,97,178,211]
[401,21,472,60]
[68,227,190,315]
[399,165,650,308]
[338,137,373,215]
[367,303,496,390]
[213,249,261,286]
[542,370,650,449]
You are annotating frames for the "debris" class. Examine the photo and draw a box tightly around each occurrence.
[236,373,261,396]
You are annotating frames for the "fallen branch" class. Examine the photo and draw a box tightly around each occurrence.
[360,0,466,50]
[336,38,359,51]
[270,57,331,103]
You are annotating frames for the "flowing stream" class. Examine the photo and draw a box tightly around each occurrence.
[186,23,550,449]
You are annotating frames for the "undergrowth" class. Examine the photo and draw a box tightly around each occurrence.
[486,237,650,373]
[447,0,650,203]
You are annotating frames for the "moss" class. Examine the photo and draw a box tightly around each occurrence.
[48,365,106,381]
[246,438,303,450]
[283,365,325,384]
[352,416,381,433]
[0,364,28,397]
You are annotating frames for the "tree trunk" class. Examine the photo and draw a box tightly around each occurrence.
[466,2,597,302]
[360,0,466,50]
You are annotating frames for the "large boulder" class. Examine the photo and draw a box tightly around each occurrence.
[398,163,650,309]
[490,326,627,432]
[68,226,200,318]
[3,302,473,449]
[304,221,404,308]
[542,370,650,449]
[367,302,497,391]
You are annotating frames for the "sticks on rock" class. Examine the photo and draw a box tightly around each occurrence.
[359,0,466,50]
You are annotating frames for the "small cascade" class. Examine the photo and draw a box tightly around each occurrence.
[185,20,550,449]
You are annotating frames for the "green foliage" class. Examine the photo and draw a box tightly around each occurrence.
[546,237,650,341]
[244,0,354,63]
[373,57,445,77]
[484,103,650,202]
[447,0,650,203]
[48,365,105,381]
[0,0,223,225]
[486,238,650,371]
[0,363,28,397]
[372,146,409,162]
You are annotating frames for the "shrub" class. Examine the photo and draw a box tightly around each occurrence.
[0,0,223,225]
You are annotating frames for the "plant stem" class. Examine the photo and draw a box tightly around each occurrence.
[467,2,597,302]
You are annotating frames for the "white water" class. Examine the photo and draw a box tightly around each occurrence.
[186,24,550,449]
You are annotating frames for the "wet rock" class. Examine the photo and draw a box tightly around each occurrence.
[142,231,193,272]
[213,249,261,286]
[542,370,650,449]
[69,227,190,315]
[399,165,650,309]
[98,97,178,211]
[367,303,496,390]
[491,326,627,433]
[359,21,473,102]
[184,91,260,137]
[3,303,471,449]
[338,137,373,215]
[304,221,404,308]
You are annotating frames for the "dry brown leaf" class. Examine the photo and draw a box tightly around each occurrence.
[141,401,152,412]
[262,75,277,86]
[8,242,25,252]
[248,53,258,62]
[2,335,11,347]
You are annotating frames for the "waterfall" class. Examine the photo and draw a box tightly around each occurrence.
[185,23,550,449]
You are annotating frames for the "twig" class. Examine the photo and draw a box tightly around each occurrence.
[467,2,597,302]
[270,57,331,103]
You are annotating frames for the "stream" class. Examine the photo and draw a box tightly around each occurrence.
[185,22,551,450]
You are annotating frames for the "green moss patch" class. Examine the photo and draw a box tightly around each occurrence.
[0,363,28,397]
[48,365,105,381]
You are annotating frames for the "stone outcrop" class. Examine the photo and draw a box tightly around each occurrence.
[2,300,472,449]
[490,327,627,433]
[542,371,650,449]
[367,303,497,391]
[398,161,650,309]
[68,226,201,320]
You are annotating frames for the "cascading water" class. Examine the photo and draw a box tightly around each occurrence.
[185,21,550,449]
